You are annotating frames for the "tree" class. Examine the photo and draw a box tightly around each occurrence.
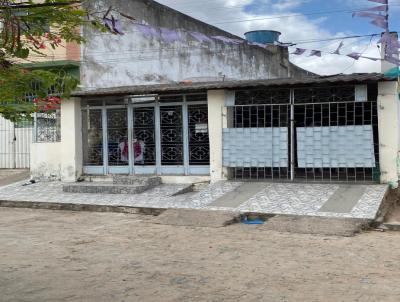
[0,1,108,122]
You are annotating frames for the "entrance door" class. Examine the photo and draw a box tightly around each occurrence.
[160,105,185,174]
[131,106,157,174]
[107,108,129,174]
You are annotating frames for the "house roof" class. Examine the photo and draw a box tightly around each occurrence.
[73,73,393,97]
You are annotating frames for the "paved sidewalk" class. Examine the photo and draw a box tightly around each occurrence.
[0,180,388,219]
[0,169,29,187]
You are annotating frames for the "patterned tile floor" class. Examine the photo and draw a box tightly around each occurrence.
[0,180,388,219]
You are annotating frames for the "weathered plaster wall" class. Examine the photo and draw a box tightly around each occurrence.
[378,81,400,186]
[30,143,63,181]
[81,0,308,90]
[30,98,83,182]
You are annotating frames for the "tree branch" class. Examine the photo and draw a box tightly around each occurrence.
[0,1,81,10]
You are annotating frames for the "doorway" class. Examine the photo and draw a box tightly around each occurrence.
[82,94,210,176]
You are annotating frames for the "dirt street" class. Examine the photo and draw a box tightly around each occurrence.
[1,208,400,302]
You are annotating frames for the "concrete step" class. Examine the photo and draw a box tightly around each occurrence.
[63,182,151,194]
[112,175,161,186]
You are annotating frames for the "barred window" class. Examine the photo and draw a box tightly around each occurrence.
[34,111,61,143]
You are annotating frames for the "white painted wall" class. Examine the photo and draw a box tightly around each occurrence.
[378,81,400,186]
[207,90,229,183]
[30,142,62,180]
[60,98,83,182]
[30,98,83,182]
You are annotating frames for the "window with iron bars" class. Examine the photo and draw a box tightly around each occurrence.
[26,84,62,143]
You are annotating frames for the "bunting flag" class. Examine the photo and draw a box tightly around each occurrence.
[361,5,388,11]
[352,2,389,31]
[368,0,388,4]
[333,41,344,54]
[136,24,160,38]
[160,28,182,43]
[347,52,362,60]
[189,31,213,43]
[310,50,322,57]
[133,23,383,63]
[292,48,307,55]
[385,54,400,66]
[211,36,244,44]
[370,18,388,29]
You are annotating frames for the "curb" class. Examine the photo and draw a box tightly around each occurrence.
[0,200,166,216]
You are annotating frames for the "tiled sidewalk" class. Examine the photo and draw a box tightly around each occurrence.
[0,180,388,219]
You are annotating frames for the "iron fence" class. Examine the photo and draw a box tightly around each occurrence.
[224,86,380,183]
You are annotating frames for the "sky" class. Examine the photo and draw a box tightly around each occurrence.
[156,0,400,75]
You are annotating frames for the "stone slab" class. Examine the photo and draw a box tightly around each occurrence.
[154,209,240,228]
[63,182,150,194]
[112,176,161,186]
[209,182,267,208]
[318,185,366,213]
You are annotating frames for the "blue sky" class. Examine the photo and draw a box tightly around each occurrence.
[158,0,399,74]
[243,0,399,37]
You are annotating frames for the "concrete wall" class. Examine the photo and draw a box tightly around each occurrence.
[207,90,228,182]
[378,81,400,186]
[30,98,83,182]
[30,142,63,180]
[81,0,308,90]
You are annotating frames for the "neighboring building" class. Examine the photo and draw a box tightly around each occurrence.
[28,0,400,188]
[0,28,80,169]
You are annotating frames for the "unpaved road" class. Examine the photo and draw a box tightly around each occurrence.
[1,208,400,302]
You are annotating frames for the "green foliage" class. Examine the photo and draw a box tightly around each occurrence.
[0,1,86,121]
[0,66,79,122]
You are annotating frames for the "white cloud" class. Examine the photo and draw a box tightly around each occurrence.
[157,0,382,75]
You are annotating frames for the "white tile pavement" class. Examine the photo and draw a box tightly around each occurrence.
[0,180,388,219]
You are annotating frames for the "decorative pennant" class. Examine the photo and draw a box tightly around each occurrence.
[385,54,400,66]
[368,0,388,4]
[347,52,362,60]
[361,5,388,12]
[352,11,386,20]
[211,36,244,44]
[292,48,306,55]
[103,18,114,32]
[189,31,213,43]
[274,41,295,48]
[112,17,124,35]
[333,41,344,55]
[370,18,388,29]
[310,50,322,57]
[160,28,182,43]
[136,24,160,38]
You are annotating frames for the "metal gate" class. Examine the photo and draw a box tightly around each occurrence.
[82,94,210,176]
[223,86,380,183]
[0,116,32,169]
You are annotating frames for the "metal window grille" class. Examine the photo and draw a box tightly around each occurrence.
[34,111,61,143]
[224,85,380,183]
